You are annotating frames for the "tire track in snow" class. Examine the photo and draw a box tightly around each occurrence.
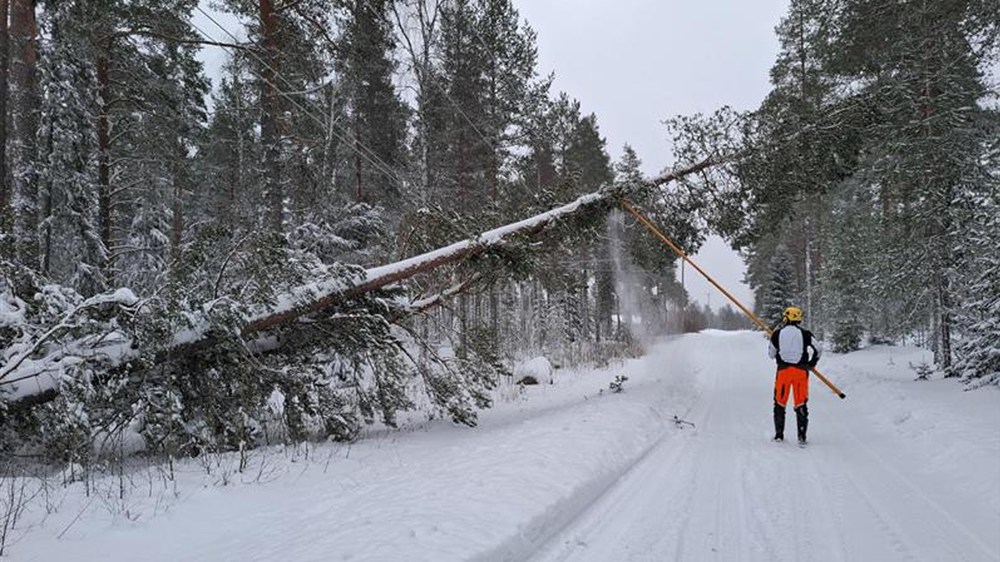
[839,467,927,562]
[521,332,997,562]
[799,447,850,562]
[671,380,721,562]
[827,409,1000,562]
[524,363,721,562]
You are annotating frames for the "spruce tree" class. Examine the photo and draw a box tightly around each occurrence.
[760,243,797,325]
[335,0,408,207]
[821,182,869,352]
[36,1,104,294]
[954,193,1000,387]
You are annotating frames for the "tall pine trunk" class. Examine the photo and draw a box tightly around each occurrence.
[96,40,112,280]
[171,144,184,265]
[0,0,9,227]
[39,107,51,274]
[259,0,282,233]
[10,0,39,268]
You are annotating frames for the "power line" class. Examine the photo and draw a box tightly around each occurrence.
[367,0,498,155]
[191,5,411,194]
[191,6,402,183]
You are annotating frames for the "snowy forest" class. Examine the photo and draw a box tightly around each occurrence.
[670,0,1000,378]
[0,0,997,470]
[0,0,748,464]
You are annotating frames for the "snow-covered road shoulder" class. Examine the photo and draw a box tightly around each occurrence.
[6,338,701,562]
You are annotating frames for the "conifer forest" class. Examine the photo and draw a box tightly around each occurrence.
[0,1,997,559]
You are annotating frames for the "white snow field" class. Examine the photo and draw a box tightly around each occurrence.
[5,331,999,562]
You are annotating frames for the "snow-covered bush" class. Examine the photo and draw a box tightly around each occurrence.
[514,356,554,385]
[609,374,628,393]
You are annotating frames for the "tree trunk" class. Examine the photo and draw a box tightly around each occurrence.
[355,147,363,203]
[0,0,9,226]
[96,41,113,279]
[39,111,51,274]
[171,146,184,267]
[10,0,38,268]
[938,274,954,374]
[259,0,282,233]
[228,74,245,229]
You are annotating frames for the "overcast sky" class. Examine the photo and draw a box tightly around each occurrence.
[513,0,789,310]
[195,0,791,312]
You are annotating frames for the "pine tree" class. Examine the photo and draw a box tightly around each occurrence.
[828,0,998,371]
[202,57,258,231]
[475,0,539,202]
[438,0,488,214]
[0,0,9,229]
[9,0,40,268]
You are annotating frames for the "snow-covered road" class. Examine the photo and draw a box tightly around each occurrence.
[8,331,999,562]
[529,332,1000,562]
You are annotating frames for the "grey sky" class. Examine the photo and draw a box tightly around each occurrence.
[194,0,791,312]
[514,0,789,311]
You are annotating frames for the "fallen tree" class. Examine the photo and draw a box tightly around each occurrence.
[0,157,718,445]
[230,155,716,339]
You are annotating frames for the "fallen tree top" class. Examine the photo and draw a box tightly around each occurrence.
[244,191,609,334]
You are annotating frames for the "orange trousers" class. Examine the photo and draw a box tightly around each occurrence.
[774,366,809,408]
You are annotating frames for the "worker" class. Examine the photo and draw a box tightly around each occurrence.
[768,306,821,443]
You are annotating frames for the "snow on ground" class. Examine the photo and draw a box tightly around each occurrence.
[3,331,998,562]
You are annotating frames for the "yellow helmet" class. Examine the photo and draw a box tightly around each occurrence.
[783,306,803,323]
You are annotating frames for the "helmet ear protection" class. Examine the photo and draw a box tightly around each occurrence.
[783,306,803,323]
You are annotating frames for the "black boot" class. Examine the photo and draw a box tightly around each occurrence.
[773,403,786,441]
[795,403,809,443]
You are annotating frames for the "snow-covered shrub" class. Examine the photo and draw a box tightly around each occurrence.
[609,374,628,393]
[514,356,553,385]
[135,385,186,455]
[37,374,95,465]
[830,320,863,353]
[910,361,934,381]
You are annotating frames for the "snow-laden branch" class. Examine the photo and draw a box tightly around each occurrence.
[408,274,483,314]
[0,289,139,385]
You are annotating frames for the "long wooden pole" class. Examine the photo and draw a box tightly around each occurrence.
[621,200,846,400]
